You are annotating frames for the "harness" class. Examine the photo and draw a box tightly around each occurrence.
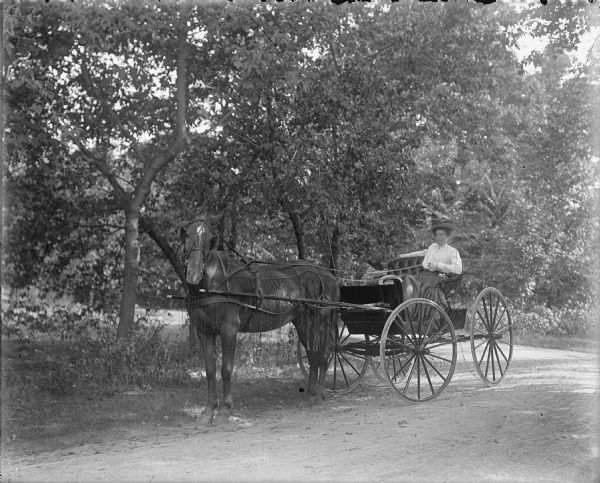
[183,220,335,328]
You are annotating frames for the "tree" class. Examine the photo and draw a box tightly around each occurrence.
[6,1,200,336]
[4,0,598,331]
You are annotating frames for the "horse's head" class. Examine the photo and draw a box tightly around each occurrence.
[180,213,224,285]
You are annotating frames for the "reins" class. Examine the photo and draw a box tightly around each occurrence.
[183,218,425,286]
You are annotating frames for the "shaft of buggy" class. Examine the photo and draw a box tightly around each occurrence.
[168,289,391,312]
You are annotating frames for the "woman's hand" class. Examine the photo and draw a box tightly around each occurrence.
[427,262,438,271]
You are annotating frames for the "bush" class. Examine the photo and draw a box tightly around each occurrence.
[17,326,196,395]
[3,296,195,393]
[2,292,108,340]
[234,327,299,372]
[512,304,595,336]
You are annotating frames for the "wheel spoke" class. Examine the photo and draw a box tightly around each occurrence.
[492,342,504,377]
[402,358,417,393]
[477,310,491,332]
[404,310,420,347]
[384,332,409,356]
[392,354,415,381]
[473,338,489,350]
[339,351,363,377]
[493,321,509,336]
[394,315,417,349]
[338,331,351,346]
[423,355,447,382]
[492,307,507,332]
[484,342,492,378]
[495,341,510,363]
[417,304,423,341]
[417,303,429,342]
[425,323,451,345]
[491,295,500,330]
[423,311,436,338]
[417,357,421,399]
[332,350,338,387]
[490,339,496,381]
[478,339,491,367]
[482,297,490,330]
[420,356,436,396]
[425,339,453,350]
[336,353,350,389]
[427,352,455,365]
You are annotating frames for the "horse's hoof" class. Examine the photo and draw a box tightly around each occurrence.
[199,409,215,425]
[213,409,232,425]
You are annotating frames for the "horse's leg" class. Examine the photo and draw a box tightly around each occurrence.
[214,316,239,424]
[314,310,336,403]
[293,318,319,400]
[199,332,218,425]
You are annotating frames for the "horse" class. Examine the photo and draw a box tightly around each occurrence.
[180,214,340,424]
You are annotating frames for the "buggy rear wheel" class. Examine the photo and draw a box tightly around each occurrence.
[468,287,513,385]
[368,333,406,384]
[296,320,370,394]
[379,298,457,402]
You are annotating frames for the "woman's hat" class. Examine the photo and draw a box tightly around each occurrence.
[430,215,456,234]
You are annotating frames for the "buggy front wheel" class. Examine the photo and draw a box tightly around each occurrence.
[379,298,457,402]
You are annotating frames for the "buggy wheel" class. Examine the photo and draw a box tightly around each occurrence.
[369,333,405,384]
[379,298,457,402]
[468,287,513,385]
[296,320,370,394]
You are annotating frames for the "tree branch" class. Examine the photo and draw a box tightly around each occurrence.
[140,215,189,293]
[129,3,190,213]
[69,136,130,203]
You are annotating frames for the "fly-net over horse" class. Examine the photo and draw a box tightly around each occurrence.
[181,214,340,424]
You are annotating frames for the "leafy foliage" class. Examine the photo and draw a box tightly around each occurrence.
[4,1,599,336]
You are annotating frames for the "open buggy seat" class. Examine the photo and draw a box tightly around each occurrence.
[383,252,468,329]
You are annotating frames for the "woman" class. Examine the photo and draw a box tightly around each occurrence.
[422,218,462,276]
[404,217,462,308]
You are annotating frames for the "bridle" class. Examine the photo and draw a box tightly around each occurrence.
[181,217,252,268]
[181,219,213,275]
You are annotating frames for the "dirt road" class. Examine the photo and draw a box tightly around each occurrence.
[3,345,599,482]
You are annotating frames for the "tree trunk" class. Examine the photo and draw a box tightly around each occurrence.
[329,224,341,271]
[116,207,141,338]
[115,6,189,338]
[0,2,5,323]
[288,210,306,260]
[229,206,238,249]
[216,207,226,250]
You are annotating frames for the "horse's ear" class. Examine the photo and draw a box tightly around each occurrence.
[179,225,187,240]
[210,212,225,226]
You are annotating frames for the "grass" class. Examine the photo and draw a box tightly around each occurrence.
[1,327,303,456]
[514,333,599,353]
[2,321,597,457]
